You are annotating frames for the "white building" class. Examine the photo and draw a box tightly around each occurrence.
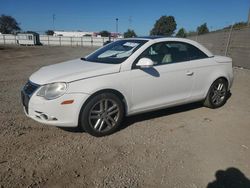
[17,33,39,45]
[53,31,94,37]
[53,31,123,38]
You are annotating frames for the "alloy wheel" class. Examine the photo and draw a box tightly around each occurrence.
[210,82,227,105]
[88,99,120,132]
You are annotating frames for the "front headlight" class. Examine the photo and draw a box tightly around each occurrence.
[37,82,67,100]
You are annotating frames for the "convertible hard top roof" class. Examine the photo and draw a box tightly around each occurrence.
[122,36,214,57]
[136,36,166,39]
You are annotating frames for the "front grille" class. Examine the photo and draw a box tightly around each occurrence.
[21,90,29,113]
[21,81,40,114]
[23,81,39,96]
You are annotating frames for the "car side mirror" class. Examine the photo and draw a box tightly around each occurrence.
[136,58,154,68]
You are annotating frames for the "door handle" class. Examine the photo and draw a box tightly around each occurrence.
[186,71,194,76]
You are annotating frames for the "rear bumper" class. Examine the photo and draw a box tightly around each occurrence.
[22,92,90,127]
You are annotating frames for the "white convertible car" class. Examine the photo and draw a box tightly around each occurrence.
[21,37,233,136]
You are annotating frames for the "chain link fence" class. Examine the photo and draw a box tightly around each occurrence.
[188,26,250,69]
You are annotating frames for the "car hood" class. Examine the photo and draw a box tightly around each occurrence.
[29,59,121,85]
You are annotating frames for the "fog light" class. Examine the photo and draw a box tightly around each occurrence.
[35,111,58,121]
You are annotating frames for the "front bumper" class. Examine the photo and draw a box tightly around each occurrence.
[21,90,90,127]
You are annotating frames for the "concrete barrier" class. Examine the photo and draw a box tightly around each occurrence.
[188,26,250,69]
[0,34,114,47]
[0,34,17,45]
[1,28,250,69]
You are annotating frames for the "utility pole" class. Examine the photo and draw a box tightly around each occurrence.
[225,23,234,56]
[116,18,118,35]
[52,14,56,30]
[210,26,213,32]
[248,8,250,26]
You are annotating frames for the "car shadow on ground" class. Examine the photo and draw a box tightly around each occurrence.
[121,92,231,131]
[207,167,250,188]
[119,102,203,131]
[59,126,84,133]
[60,102,203,133]
[61,92,232,134]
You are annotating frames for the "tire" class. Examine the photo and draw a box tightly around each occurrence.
[204,78,228,108]
[79,92,124,137]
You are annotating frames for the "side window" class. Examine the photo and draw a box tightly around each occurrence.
[139,42,190,65]
[187,44,208,60]
[148,43,168,65]
[132,41,208,69]
[134,42,174,66]
[165,42,189,63]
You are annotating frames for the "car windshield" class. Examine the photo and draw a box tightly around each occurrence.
[85,39,148,64]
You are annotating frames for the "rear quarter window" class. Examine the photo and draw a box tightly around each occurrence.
[187,44,208,60]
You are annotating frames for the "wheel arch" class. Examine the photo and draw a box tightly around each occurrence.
[78,88,128,126]
[205,76,229,98]
[211,76,229,88]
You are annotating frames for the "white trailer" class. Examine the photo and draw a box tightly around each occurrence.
[17,33,39,45]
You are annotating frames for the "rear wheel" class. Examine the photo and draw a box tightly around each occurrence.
[204,78,228,108]
[79,93,124,137]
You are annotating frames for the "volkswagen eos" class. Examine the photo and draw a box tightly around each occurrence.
[21,37,233,136]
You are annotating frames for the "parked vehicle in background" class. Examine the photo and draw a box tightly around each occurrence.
[21,37,233,137]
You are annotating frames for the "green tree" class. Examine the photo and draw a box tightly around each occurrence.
[0,14,21,34]
[124,29,137,38]
[176,28,187,38]
[99,30,110,37]
[45,30,54,35]
[150,16,176,36]
[197,23,209,35]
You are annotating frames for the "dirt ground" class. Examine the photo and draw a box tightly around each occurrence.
[0,45,250,188]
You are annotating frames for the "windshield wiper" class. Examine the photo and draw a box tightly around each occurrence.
[80,57,86,61]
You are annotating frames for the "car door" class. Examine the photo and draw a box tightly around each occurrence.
[128,42,195,114]
[182,42,213,100]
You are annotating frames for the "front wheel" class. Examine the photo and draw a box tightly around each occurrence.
[204,78,228,108]
[79,93,124,137]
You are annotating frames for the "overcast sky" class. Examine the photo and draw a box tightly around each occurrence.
[1,0,249,35]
